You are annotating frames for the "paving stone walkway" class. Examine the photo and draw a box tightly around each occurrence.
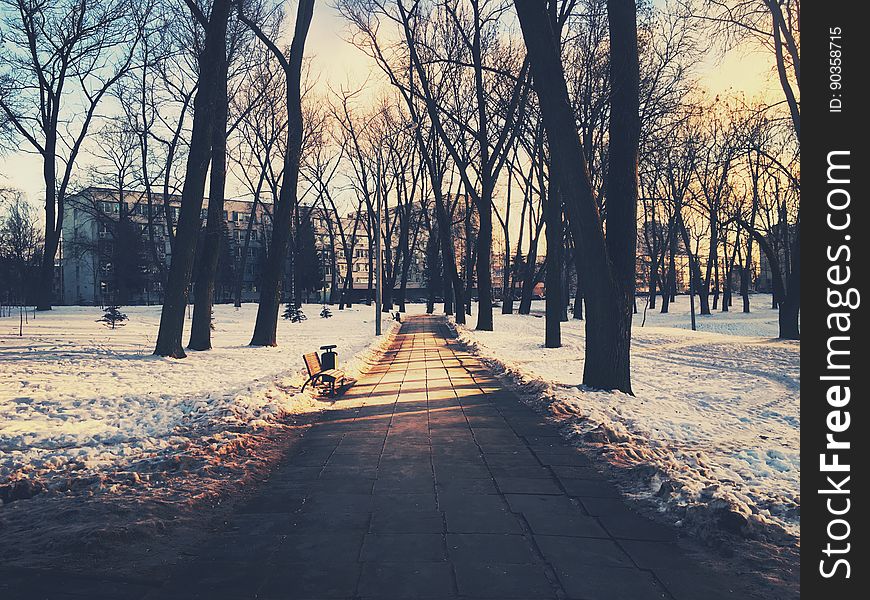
[152,315,738,600]
[4,315,738,599]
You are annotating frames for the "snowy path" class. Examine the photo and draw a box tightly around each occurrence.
[127,316,753,599]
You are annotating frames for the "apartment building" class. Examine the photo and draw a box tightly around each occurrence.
[61,188,273,305]
[60,187,432,306]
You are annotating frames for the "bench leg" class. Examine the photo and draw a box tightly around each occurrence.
[301,375,320,393]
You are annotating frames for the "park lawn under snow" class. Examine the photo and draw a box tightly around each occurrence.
[0,303,391,495]
[454,294,799,539]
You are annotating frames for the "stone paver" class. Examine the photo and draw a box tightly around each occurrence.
[4,315,735,600]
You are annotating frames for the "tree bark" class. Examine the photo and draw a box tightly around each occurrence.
[544,183,561,347]
[244,0,316,346]
[660,228,676,314]
[513,0,639,392]
[778,224,800,339]
[435,193,466,324]
[573,265,584,319]
[154,0,231,358]
[517,244,540,315]
[189,34,229,351]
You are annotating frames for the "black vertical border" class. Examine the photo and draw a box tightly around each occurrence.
[802,1,865,596]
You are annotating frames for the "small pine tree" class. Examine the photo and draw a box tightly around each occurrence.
[97,305,128,329]
[283,302,306,323]
[320,305,332,318]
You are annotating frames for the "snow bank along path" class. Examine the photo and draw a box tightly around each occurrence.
[0,304,393,495]
[453,296,799,539]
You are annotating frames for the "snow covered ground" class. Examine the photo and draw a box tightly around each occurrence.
[1,295,799,544]
[0,303,394,498]
[454,294,799,540]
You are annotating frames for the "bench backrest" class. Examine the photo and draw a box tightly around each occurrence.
[303,352,322,377]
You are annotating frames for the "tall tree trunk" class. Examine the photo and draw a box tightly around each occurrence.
[544,184,561,347]
[743,154,760,313]
[35,138,60,311]
[573,275,584,319]
[741,244,752,313]
[648,269,658,311]
[723,229,740,312]
[234,187,263,307]
[515,0,638,391]
[463,200,474,316]
[365,230,374,306]
[425,221,440,314]
[702,213,718,315]
[475,186,494,330]
[444,274,454,315]
[337,206,362,310]
[593,0,640,391]
[572,244,584,320]
[660,234,676,314]
[677,212,709,315]
[518,221,543,315]
[329,254,338,305]
[560,249,570,322]
[189,39,228,351]
[778,225,800,339]
[154,0,231,358]
[518,259,538,315]
[437,196,466,324]
[245,0,316,346]
[712,252,720,310]
[501,229,513,314]
[397,215,420,313]
[292,206,303,308]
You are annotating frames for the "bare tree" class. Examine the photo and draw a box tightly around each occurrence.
[228,48,285,307]
[0,0,143,310]
[733,107,800,337]
[391,0,529,331]
[153,0,233,357]
[0,190,43,308]
[700,0,799,137]
[691,104,738,314]
[514,0,641,393]
[238,0,316,347]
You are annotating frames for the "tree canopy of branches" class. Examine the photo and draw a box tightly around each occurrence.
[0,0,144,310]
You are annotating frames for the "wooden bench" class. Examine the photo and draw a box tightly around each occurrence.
[301,352,346,396]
